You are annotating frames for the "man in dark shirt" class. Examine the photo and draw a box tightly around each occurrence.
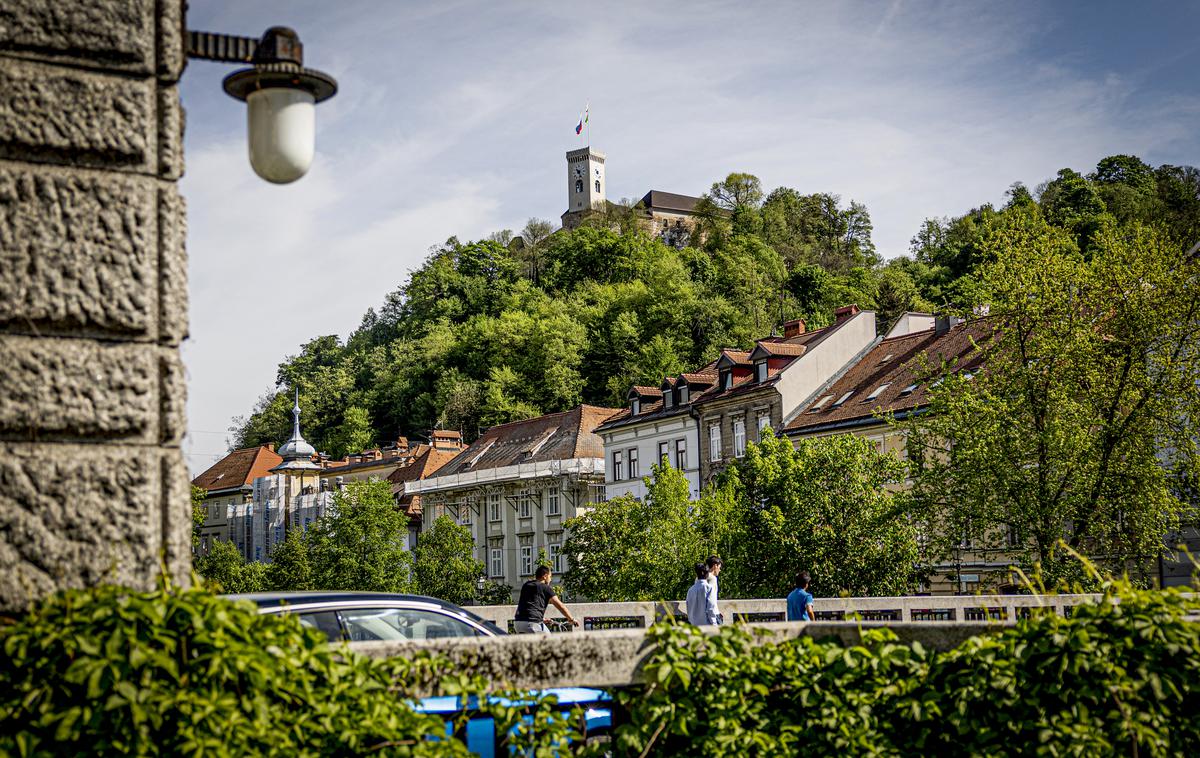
[514,565,580,633]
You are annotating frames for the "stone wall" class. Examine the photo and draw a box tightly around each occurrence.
[0,0,189,610]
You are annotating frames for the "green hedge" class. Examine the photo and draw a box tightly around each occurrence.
[615,582,1200,756]
[0,582,583,757]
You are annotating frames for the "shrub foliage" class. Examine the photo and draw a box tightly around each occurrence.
[616,580,1200,757]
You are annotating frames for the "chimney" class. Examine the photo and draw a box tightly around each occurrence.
[267,443,275,452]
[783,318,806,339]
[834,304,860,323]
[934,313,964,336]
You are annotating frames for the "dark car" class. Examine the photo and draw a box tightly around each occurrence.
[226,592,612,756]
[225,591,506,641]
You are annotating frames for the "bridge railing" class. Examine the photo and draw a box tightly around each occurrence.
[467,593,1101,633]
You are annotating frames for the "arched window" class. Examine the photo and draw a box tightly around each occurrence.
[595,179,601,193]
[575,179,583,193]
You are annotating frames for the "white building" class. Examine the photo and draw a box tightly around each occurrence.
[595,369,715,501]
[404,404,619,596]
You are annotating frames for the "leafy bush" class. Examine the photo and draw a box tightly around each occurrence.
[0,582,584,757]
[616,581,1200,757]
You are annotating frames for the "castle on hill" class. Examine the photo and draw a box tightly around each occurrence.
[560,146,704,247]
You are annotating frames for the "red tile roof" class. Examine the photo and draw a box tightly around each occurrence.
[389,446,463,517]
[434,404,622,476]
[752,341,808,357]
[192,445,282,492]
[784,320,993,433]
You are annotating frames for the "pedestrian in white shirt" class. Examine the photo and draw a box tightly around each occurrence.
[686,562,718,625]
[705,555,724,625]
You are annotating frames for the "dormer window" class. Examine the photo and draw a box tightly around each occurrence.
[663,390,674,409]
[755,360,768,383]
[721,369,732,391]
[678,385,689,404]
[632,397,641,415]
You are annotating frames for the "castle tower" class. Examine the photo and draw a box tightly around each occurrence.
[562,146,606,229]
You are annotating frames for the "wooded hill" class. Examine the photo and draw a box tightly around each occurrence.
[231,155,1200,458]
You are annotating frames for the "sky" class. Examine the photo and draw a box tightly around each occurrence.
[180,0,1200,475]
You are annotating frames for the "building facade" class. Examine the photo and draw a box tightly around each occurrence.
[192,444,282,557]
[596,372,715,501]
[694,306,879,485]
[405,405,619,596]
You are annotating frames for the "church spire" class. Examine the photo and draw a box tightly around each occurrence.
[271,387,321,472]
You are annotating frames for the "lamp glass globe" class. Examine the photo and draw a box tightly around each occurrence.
[246,87,316,184]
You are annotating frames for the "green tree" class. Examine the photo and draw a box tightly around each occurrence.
[721,431,918,598]
[412,515,484,605]
[905,214,1200,586]
[563,462,730,601]
[195,539,267,593]
[191,484,206,551]
[306,480,415,592]
[267,528,313,591]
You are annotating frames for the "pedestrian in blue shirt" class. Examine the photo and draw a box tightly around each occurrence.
[786,570,815,621]
[686,562,718,625]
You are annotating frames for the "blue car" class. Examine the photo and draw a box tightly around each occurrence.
[227,592,613,753]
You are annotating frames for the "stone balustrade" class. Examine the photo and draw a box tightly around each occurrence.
[466,593,1101,632]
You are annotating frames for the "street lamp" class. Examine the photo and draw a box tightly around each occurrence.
[187,26,338,183]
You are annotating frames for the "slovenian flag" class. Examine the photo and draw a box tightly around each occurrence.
[575,103,589,135]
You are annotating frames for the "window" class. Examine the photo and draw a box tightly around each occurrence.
[612,450,624,481]
[757,413,770,436]
[490,548,503,577]
[339,607,481,642]
[709,425,722,461]
[595,179,601,193]
[662,389,673,409]
[900,383,918,395]
[631,397,641,415]
[658,441,670,467]
[627,447,639,479]
[675,438,687,469]
[832,391,855,407]
[866,383,891,401]
[755,360,768,383]
[733,418,746,457]
[520,545,533,576]
[720,369,732,390]
[809,395,833,412]
[488,493,501,522]
[575,179,583,193]
[519,489,532,519]
[547,488,561,516]
[298,611,343,643]
[678,385,689,404]
[548,541,563,572]
[200,535,209,552]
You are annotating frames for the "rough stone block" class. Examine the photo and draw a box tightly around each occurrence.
[0,57,154,171]
[157,85,183,179]
[0,0,156,73]
[160,447,192,586]
[0,335,157,442]
[159,348,185,444]
[0,442,165,611]
[0,161,156,338]
[157,185,188,343]
[156,0,186,83]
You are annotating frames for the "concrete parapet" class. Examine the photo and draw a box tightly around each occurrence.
[354,622,1009,692]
